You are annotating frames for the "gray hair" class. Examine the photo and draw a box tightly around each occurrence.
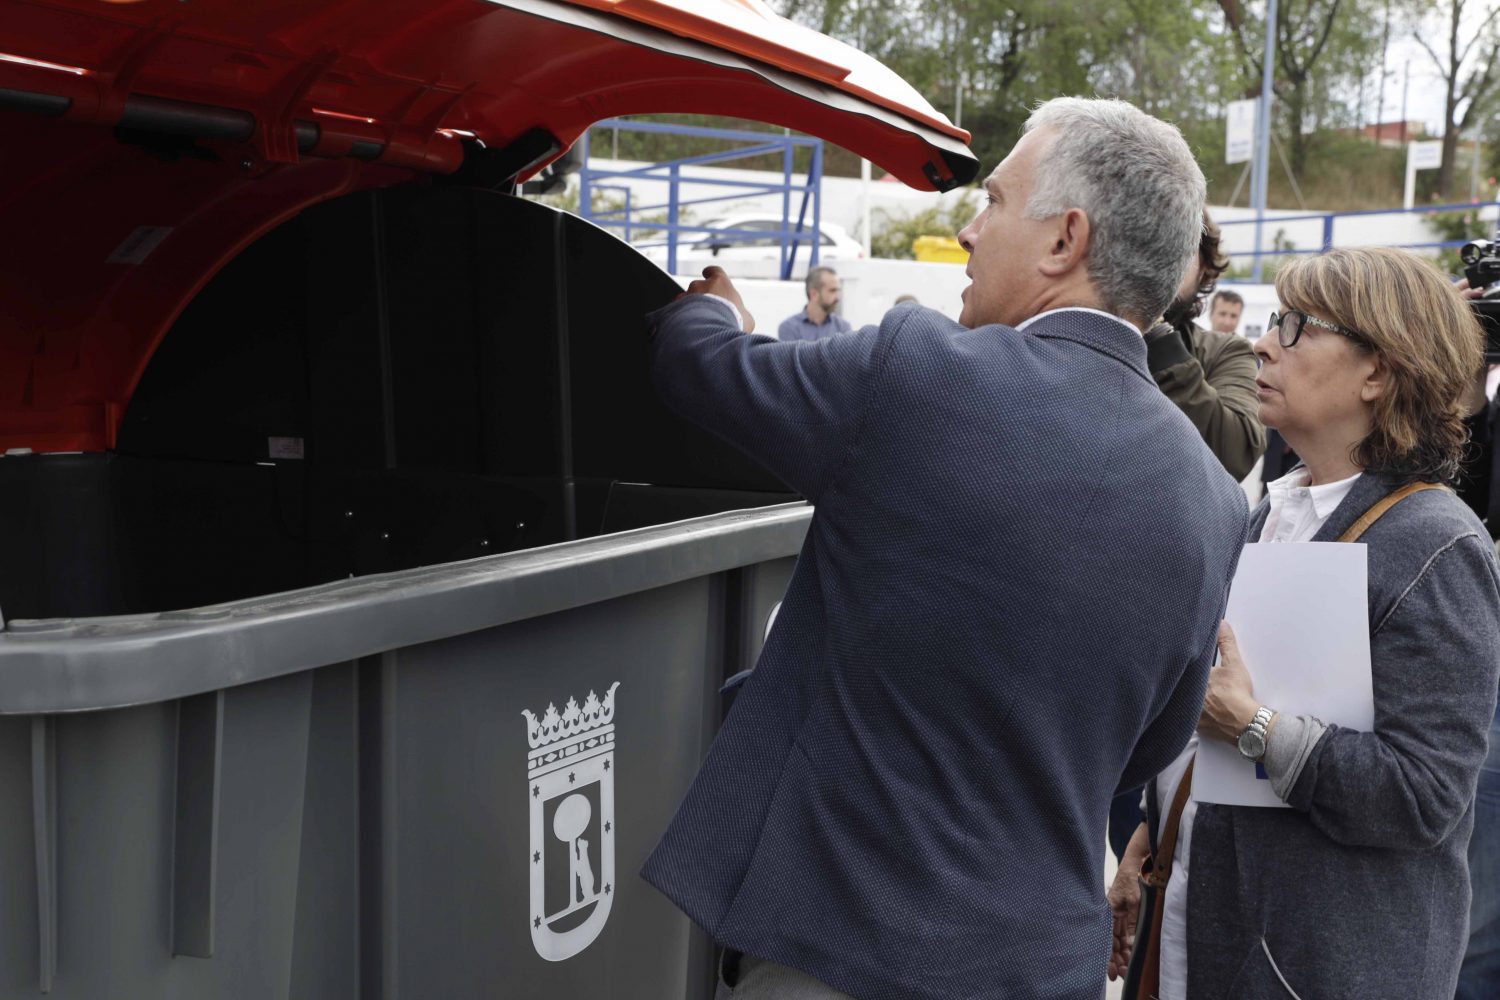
[805,265,837,296]
[1022,98,1205,325]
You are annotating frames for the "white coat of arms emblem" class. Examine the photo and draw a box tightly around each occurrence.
[522,681,619,961]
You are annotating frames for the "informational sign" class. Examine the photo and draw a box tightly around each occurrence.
[1194,543,1374,808]
[1404,140,1446,208]
[1226,98,1258,164]
[1410,139,1444,169]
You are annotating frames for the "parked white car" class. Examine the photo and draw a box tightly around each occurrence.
[640,214,864,272]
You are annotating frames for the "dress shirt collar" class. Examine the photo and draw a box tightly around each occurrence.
[1261,467,1362,543]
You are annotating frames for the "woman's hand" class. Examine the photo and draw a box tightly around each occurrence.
[1107,822,1150,981]
[1198,621,1264,744]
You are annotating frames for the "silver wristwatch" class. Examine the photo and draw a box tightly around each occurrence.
[1236,706,1276,763]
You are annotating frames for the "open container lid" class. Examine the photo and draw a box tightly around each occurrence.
[0,0,977,454]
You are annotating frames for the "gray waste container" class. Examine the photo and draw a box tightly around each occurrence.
[0,3,980,994]
[0,502,807,999]
[0,184,813,998]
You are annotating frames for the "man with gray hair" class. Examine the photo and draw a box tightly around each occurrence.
[778,265,852,341]
[641,97,1249,999]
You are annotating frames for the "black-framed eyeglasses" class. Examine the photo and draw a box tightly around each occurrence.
[1268,309,1368,349]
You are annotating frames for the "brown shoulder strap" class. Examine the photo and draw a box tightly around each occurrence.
[1337,482,1446,543]
[1146,755,1195,889]
[1135,757,1196,998]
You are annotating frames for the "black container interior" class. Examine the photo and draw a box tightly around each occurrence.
[0,185,794,620]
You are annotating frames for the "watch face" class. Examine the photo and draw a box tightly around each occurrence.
[1238,729,1266,761]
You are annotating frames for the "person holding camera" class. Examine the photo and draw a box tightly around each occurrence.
[1108,247,1500,999]
[1452,266,1500,1000]
[1453,268,1500,535]
[1141,212,1266,482]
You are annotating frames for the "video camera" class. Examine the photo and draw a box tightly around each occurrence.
[1460,239,1500,361]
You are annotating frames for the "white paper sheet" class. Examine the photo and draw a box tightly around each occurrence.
[1193,542,1373,808]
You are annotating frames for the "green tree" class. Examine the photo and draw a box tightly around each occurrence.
[1217,0,1385,177]
[1412,0,1500,198]
[1072,0,1240,126]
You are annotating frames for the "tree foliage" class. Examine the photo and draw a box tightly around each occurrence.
[1412,0,1500,197]
[772,0,1419,194]
[592,1,1493,229]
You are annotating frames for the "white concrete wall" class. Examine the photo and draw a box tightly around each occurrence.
[670,259,1280,349]
[584,157,1497,267]
[605,158,1321,334]
[668,256,970,329]
[582,156,978,249]
[1209,204,1497,265]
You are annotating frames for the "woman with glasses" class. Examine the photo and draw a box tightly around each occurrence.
[1109,247,1500,998]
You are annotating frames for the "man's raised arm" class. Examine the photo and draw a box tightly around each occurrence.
[646,267,889,500]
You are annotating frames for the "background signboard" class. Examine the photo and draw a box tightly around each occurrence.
[1410,140,1443,169]
[1225,98,1258,165]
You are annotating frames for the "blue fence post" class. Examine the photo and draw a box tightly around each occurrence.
[1321,214,1334,252]
[577,118,827,275]
[811,143,823,268]
[781,143,794,280]
[579,131,593,225]
[667,164,680,276]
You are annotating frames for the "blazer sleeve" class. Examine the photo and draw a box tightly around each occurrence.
[1118,503,1249,794]
[1146,329,1267,481]
[1286,533,1500,848]
[1116,641,1215,795]
[646,295,891,500]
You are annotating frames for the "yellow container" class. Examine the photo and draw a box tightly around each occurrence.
[911,235,969,264]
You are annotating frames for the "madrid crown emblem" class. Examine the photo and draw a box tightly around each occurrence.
[522,681,620,961]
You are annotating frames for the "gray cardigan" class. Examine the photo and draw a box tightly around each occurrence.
[1182,472,1500,998]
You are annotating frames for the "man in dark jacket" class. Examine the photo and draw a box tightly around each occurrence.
[641,97,1249,1000]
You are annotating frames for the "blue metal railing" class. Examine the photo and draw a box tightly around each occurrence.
[1217,200,1500,280]
[578,119,825,280]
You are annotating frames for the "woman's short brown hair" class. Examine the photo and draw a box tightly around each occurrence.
[1274,247,1483,483]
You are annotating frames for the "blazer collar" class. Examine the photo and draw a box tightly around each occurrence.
[1019,309,1151,383]
[1249,469,1400,543]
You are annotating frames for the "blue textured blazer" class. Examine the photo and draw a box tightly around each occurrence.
[641,299,1250,999]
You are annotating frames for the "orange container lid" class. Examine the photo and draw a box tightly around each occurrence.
[0,0,978,452]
